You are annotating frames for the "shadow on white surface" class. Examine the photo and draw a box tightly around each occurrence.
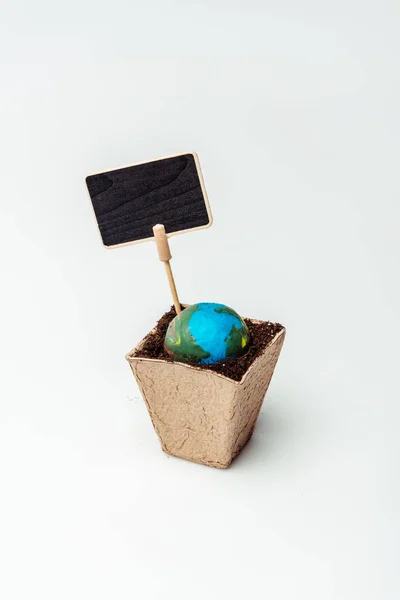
[232,389,319,474]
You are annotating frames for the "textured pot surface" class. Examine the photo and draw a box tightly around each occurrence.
[126,321,285,468]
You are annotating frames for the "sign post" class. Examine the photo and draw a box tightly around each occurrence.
[152,224,181,314]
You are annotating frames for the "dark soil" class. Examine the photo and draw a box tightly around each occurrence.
[132,307,284,382]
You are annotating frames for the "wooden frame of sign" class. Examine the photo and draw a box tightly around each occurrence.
[86,152,212,249]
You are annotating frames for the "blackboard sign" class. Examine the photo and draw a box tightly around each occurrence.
[86,153,212,248]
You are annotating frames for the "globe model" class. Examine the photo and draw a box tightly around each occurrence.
[164,302,250,365]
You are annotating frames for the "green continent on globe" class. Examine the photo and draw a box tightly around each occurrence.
[164,304,210,363]
[226,323,249,358]
[164,302,250,365]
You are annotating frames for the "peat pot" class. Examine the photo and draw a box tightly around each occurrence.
[126,316,285,468]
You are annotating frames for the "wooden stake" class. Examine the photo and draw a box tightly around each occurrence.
[153,224,181,314]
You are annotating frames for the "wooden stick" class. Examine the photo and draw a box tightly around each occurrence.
[163,261,181,314]
[153,224,181,314]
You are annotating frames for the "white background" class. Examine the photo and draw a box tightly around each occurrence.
[1,1,399,598]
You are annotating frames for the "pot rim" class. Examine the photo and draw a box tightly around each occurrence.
[126,320,285,385]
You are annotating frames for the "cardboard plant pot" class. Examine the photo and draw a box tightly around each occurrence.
[126,316,285,469]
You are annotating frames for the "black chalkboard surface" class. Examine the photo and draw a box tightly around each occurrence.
[86,153,212,247]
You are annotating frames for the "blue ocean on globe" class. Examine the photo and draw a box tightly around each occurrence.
[191,303,243,363]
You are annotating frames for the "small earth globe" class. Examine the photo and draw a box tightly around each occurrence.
[164,302,250,365]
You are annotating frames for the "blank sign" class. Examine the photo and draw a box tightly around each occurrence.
[86,153,212,247]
